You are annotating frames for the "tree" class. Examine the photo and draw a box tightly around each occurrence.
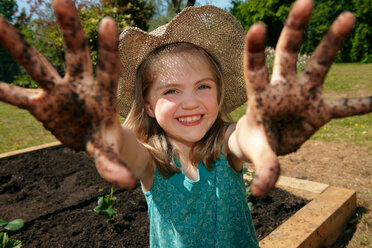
[348,0,372,62]
[152,0,196,15]
[230,0,292,48]
[101,0,154,31]
[230,0,372,62]
[148,0,197,31]
[0,0,18,22]
[78,0,154,68]
[0,0,29,83]
[170,0,196,13]
[17,0,154,76]
[1,0,153,86]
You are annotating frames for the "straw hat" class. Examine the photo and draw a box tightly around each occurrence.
[117,5,246,117]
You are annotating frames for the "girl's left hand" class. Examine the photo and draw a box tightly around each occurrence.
[235,0,372,196]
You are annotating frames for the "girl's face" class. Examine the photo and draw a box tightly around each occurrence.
[144,52,219,148]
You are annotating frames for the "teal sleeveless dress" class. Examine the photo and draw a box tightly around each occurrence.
[142,153,259,248]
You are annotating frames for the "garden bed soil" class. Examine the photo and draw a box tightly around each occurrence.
[0,146,308,247]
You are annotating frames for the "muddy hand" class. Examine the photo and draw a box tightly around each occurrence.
[0,0,136,188]
[238,0,371,196]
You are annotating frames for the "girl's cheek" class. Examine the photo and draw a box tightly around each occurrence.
[201,91,218,105]
[158,97,179,106]
[155,98,178,113]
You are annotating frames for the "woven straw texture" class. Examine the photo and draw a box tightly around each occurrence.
[117,5,246,117]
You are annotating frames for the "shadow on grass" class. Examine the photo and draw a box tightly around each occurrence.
[330,206,369,248]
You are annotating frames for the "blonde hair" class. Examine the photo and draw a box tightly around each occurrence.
[124,42,231,178]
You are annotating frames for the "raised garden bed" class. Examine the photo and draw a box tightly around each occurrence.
[261,176,356,247]
[0,142,355,247]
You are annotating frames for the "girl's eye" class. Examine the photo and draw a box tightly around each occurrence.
[198,84,211,90]
[164,89,177,95]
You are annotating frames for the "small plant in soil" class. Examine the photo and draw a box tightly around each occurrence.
[94,186,118,222]
[243,168,255,211]
[0,218,24,248]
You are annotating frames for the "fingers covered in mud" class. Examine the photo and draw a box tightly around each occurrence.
[53,0,92,77]
[0,83,33,109]
[96,17,120,104]
[244,24,267,70]
[244,24,270,96]
[301,12,355,87]
[0,18,59,90]
[327,96,372,118]
[272,0,313,80]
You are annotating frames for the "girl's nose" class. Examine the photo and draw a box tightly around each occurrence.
[181,92,199,109]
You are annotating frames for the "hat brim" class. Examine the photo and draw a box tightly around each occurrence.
[117,5,247,117]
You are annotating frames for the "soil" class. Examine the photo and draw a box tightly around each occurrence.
[0,146,309,247]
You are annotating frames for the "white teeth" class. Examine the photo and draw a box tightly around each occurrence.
[178,115,202,123]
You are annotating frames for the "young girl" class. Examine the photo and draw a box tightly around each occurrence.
[0,0,370,247]
[124,42,259,246]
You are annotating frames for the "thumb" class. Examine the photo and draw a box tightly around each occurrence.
[87,141,137,189]
[250,152,280,196]
[237,115,280,196]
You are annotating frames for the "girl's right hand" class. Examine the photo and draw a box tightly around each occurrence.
[0,0,137,188]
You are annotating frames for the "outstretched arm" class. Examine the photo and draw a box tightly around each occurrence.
[229,0,371,196]
[0,0,151,188]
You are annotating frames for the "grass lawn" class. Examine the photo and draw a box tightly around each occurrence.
[0,102,57,153]
[312,64,372,150]
[0,63,371,153]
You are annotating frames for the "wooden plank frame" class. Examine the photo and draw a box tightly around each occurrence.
[260,176,356,247]
[0,143,357,247]
[0,141,62,159]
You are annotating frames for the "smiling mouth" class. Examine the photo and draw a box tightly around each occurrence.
[177,115,203,124]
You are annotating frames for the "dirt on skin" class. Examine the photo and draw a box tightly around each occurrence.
[0,146,308,247]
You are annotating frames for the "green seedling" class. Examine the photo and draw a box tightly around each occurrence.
[0,218,24,248]
[94,186,118,222]
[243,168,255,211]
